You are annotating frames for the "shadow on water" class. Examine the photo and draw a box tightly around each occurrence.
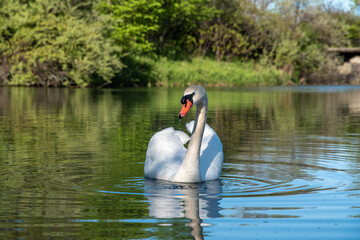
[144,178,222,240]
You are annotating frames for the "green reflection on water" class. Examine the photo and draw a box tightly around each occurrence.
[0,86,360,239]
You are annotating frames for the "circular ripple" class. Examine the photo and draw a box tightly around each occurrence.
[220,161,351,198]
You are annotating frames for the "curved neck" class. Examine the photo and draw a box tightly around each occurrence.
[188,100,207,160]
[173,98,208,182]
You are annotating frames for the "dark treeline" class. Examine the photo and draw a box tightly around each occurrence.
[0,0,359,87]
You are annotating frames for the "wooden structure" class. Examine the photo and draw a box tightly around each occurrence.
[328,47,360,62]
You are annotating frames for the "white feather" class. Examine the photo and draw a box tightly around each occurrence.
[145,121,223,181]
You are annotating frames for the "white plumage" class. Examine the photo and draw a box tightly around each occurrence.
[144,120,223,182]
[144,85,223,183]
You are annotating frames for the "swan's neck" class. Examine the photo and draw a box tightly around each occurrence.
[173,99,207,182]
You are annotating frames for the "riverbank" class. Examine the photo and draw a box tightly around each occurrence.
[1,0,359,89]
[150,58,291,87]
[4,54,358,88]
[0,57,292,88]
[115,57,292,88]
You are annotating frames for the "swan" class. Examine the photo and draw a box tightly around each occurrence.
[144,85,223,183]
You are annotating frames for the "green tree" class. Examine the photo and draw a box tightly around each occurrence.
[98,0,163,55]
[258,0,348,81]
[0,0,123,87]
[196,0,263,62]
[100,0,217,58]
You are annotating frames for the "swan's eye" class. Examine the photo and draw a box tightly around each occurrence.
[181,96,187,104]
[180,94,194,105]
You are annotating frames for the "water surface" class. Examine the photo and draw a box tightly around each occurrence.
[0,86,359,239]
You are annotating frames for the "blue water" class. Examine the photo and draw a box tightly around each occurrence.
[0,86,359,239]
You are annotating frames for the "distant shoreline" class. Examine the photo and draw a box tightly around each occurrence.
[3,57,358,88]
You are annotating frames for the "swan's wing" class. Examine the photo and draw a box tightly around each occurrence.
[199,124,223,180]
[186,121,223,181]
[145,127,188,181]
[174,130,190,145]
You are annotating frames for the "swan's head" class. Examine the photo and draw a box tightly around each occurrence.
[178,85,207,119]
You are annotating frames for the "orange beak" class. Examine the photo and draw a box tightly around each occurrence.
[178,99,193,119]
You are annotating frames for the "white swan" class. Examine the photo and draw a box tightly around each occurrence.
[144,85,223,183]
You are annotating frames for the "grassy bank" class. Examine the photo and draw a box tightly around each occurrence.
[149,58,291,87]
[1,54,292,87]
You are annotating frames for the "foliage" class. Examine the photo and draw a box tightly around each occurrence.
[197,20,250,63]
[111,56,156,87]
[98,0,162,55]
[150,57,289,87]
[255,0,350,81]
[272,39,300,75]
[1,0,360,87]
[99,0,218,58]
[0,0,123,87]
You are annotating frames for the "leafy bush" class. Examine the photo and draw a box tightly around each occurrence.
[98,0,217,58]
[0,0,123,87]
[0,0,358,87]
[150,57,289,87]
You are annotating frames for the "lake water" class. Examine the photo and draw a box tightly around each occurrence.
[0,86,359,239]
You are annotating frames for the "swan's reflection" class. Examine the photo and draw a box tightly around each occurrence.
[144,178,222,239]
